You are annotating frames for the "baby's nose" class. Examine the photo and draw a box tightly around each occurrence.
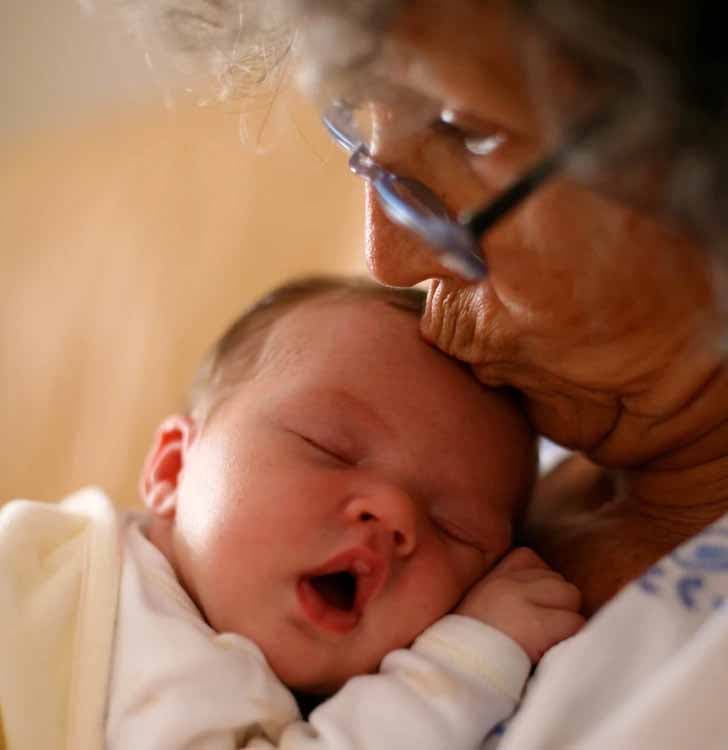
[345,486,418,558]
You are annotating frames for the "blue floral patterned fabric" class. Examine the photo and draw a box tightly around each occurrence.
[637,519,728,612]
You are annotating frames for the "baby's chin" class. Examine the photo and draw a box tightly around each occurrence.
[268,651,379,697]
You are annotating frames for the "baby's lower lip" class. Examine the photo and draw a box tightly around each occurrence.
[297,578,360,635]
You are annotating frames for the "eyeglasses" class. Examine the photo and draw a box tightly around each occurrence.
[323,100,613,280]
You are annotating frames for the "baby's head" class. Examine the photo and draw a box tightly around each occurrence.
[142,276,535,694]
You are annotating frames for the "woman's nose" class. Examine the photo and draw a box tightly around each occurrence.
[345,484,419,558]
[365,184,455,287]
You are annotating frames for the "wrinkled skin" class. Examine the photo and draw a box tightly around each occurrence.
[359,0,728,612]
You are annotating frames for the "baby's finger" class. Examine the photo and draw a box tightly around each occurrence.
[535,610,585,657]
[489,547,550,577]
[499,568,566,585]
[525,578,582,611]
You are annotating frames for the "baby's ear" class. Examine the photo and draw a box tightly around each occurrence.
[139,415,196,518]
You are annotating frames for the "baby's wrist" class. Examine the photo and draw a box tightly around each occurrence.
[453,600,503,631]
[454,609,531,662]
[414,615,531,701]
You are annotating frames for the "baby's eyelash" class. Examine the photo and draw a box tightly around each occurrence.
[299,434,351,464]
[433,517,482,550]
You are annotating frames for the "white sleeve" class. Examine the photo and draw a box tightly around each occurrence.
[250,615,531,750]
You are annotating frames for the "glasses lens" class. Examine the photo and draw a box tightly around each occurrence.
[325,101,486,280]
[386,177,450,220]
[328,82,444,146]
[377,176,486,278]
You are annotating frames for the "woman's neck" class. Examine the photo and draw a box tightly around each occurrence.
[523,376,728,616]
[594,352,728,531]
[588,336,728,469]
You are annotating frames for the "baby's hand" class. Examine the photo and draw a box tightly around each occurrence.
[455,547,584,663]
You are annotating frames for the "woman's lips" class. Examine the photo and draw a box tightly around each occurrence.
[297,548,389,635]
[421,278,487,363]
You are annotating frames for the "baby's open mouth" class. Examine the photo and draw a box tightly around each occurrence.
[297,549,388,635]
[309,571,357,611]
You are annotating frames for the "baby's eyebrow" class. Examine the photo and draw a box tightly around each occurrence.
[332,387,392,427]
[298,386,394,438]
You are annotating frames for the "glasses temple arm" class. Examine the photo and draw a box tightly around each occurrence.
[463,150,563,237]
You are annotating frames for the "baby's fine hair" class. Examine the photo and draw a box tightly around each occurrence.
[187,275,426,423]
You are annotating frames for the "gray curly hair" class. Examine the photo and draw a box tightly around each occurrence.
[114,0,400,101]
[116,0,728,246]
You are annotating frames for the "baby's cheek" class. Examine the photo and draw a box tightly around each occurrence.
[416,545,478,613]
[448,539,508,607]
[193,540,263,632]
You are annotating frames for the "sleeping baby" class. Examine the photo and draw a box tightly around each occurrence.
[0,275,583,750]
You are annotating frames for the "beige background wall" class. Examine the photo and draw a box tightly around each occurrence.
[1,5,365,508]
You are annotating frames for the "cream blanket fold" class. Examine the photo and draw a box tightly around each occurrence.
[0,488,120,750]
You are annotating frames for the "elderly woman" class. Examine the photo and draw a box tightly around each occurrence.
[133,1,728,747]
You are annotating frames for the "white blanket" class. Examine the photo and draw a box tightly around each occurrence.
[0,488,119,750]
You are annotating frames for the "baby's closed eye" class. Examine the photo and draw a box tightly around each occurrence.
[431,514,485,552]
[298,432,353,464]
